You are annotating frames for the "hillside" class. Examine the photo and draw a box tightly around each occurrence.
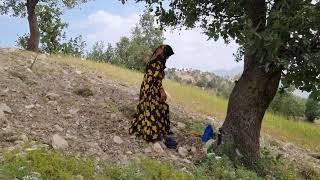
[0,48,319,178]
[165,68,235,98]
[0,48,207,164]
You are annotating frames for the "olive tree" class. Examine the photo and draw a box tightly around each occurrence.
[132,0,320,165]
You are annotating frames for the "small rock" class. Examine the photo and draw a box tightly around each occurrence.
[66,133,77,140]
[75,69,82,75]
[15,140,24,145]
[178,147,188,157]
[26,68,32,73]
[87,142,102,154]
[203,139,216,154]
[56,106,61,113]
[48,101,58,106]
[25,104,35,109]
[69,108,79,115]
[110,113,117,119]
[46,93,60,100]
[144,147,152,153]
[51,134,68,150]
[0,111,6,120]
[20,134,29,142]
[207,116,217,124]
[177,122,186,129]
[113,136,124,145]
[0,88,9,97]
[191,146,197,153]
[0,103,12,114]
[54,124,64,132]
[182,159,192,164]
[171,127,179,134]
[153,142,164,153]
[126,151,133,155]
[170,154,178,160]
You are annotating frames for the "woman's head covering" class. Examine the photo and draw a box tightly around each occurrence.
[150,45,174,61]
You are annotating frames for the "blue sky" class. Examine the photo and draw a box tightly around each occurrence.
[0,0,242,72]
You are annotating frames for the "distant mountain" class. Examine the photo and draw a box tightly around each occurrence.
[214,66,243,77]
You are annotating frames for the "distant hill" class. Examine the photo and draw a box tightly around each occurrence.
[214,66,309,98]
[165,68,235,98]
[214,66,243,77]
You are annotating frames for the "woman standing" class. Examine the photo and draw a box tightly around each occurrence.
[129,45,174,142]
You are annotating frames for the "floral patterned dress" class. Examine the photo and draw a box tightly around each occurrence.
[129,58,170,141]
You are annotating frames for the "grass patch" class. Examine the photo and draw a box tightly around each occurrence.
[1,147,300,180]
[0,149,96,180]
[49,54,320,153]
[263,114,320,152]
[101,158,194,180]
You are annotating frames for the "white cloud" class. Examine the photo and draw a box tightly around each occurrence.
[81,10,242,72]
[165,29,241,71]
[81,10,139,45]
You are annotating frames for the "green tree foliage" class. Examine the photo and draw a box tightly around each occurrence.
[133,0,320,164]
[15,4,86,57]
[305,93,320,122]
[135,0,320,95]
[87,41,114,62]
[114,37,131,66]
[269,90,306,118]
[88,11,164,71]
[0,0,90,52]
[60,36,86,57]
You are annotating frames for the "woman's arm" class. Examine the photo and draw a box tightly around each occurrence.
[145,61,166,101]
[159,87,167,102]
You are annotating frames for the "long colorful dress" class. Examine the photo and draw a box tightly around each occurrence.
[129,58,170,142]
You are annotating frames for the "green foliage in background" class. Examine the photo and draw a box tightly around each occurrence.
[15,4,86,57]
[305,92,320,122]
[87,10,164,72]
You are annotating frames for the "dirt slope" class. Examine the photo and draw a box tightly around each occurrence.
[0,49,205,165]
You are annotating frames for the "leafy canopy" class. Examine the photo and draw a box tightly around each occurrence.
[0,0,90,17]
[305,92,320,122]
[135,0,320,98]
[87,11,164,72]
[15,3,86,57]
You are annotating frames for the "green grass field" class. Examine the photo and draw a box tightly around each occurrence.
[51,55,320,153]
[1,147,295,180]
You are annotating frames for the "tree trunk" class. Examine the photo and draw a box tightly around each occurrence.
[26,0,40,52]
[219,52,281,165]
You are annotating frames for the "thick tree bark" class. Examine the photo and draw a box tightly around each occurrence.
[219,52,281,165]
[26,0,40,52]
[216,0,282,166]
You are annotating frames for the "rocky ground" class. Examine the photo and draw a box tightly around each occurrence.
[0,48,319,176]
[0,49,208,166]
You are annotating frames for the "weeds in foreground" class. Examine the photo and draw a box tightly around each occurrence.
[0,146,311,180]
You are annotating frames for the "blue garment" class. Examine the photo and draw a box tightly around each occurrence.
[202,125,215,142]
